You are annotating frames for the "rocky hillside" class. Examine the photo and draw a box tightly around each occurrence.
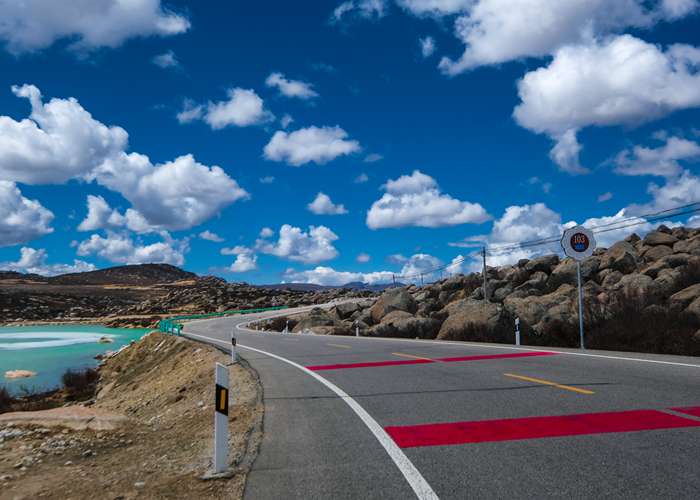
[48,263,196,286]
[267,225,700,356]
[0,267,374,327]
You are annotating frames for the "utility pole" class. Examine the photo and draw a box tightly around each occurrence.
[420,273,424,286]
[392,274,396,287]
[482,247,489,301]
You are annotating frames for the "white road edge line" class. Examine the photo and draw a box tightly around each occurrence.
[183,330,439,500]
[199,304,700,370]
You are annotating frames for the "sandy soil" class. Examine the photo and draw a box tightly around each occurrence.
[0,333,263,500]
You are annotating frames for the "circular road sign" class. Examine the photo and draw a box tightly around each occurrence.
[561,226,596,261]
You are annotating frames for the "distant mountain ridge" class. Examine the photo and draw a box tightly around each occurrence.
[0,264,196,286]
[256,281,399,292]
[49,264,197,286]
[0,263,396,289]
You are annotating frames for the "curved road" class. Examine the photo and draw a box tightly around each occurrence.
[183,305,700,499]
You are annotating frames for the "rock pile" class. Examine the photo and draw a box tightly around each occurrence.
[282,226,700,355]
[0,273,374,327]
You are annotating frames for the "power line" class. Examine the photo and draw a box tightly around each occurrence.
[392,201,700,282]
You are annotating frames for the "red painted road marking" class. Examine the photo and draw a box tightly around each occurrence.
[385,409,700,448]
[307,358,433,371]
[307,351,556,371]
[438,352,556,363]
[672,406,700,418]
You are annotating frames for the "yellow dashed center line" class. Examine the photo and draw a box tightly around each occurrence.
[328,343,351,349]
[504,373,595,395]
[392,352,435,362]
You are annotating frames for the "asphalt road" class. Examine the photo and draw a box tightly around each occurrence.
[183,305,700,499]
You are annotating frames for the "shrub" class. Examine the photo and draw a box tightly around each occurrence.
[0,385,14,413]
[62,368,99,400]
[574,289,700,355]
[669,259,700,297]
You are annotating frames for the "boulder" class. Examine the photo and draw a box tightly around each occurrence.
[549,257,600,288]
[504,285,577,332]
[641,245,673,262]
[524,255,560,274]
[335,302,360,320]
[643,231,678,247]
[599,241,639,274]
[673,235,700,256]
[642,253,694,278]
[311,325,353,336]
[653,268,683,297]
[370,314,441,339]
[492,284,514,303]
[686,297,700,319]
[441,275,468,292]
[369,288,417,323]
[670,284,700,310]
[601,270,624,289]
[515,271,548,292]
[356,308,374,326]
[502,266,530,287]
[380,310,414,323]
[292,308,340,333]
[436,299,506,339]
[416,299,441,317]
[613,273,658,298]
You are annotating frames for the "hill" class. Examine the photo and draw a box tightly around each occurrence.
[47,264,197,286]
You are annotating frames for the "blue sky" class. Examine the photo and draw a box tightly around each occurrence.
[1,1,700,285]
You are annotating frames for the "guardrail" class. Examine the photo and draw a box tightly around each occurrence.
[158,306,289,335]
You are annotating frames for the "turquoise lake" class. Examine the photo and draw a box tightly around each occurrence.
[0,325,148,395]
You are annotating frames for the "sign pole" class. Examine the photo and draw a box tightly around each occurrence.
[482,247,489,301]
[561,225,595,351]
[213,363,229,474]
[577,261,585,350]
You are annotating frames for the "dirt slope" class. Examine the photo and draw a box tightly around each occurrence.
[0,333,263,500]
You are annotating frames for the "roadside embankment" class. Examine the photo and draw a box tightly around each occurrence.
[0,332,263,499]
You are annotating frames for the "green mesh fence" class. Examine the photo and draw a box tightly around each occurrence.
[158,306,289,335]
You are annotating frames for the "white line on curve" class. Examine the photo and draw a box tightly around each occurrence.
[182,330,438,500]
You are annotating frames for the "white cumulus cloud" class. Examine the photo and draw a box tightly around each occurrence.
[0,0,190,55]
[437,0,698,75]
[514,35,700,173]
[263,126,361,166]
[199,230,224,243]
[397,0,472,16]
[152,50,179,69]
[330,0,388,23]
[307,192,348,215]
[265,72,318,100]
[366,170,490,229]
[256,225,339,264]
[420,36,436,57]
[283,266,394,286]
[614,136,700,177]
[0,181,54,247]
[0,85,249,232]
[179,88,275,130]
[0,247,95,277]
[221,246,257,273]
[77,232,189,266]
[0,84,129,185]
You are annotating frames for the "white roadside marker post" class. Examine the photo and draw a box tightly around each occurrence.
[515,317,521,346]
[355,321,359,337]
[231,333,238,363]
[213,362,229,475]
